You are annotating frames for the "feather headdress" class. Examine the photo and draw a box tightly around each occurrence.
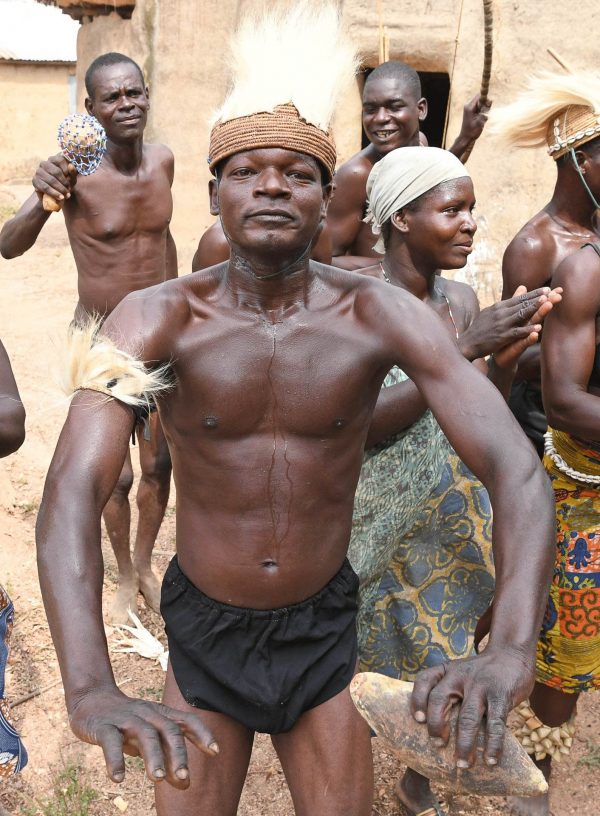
[208,2,359,179]
[491,72,600,159]
[60,317,172,409]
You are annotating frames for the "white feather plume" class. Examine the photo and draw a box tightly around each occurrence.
[213,1,359,131]
[490,71,600,149]
[59,316,172,408]
[111,610,169,672]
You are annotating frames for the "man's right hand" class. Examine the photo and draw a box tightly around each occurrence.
[69,687,219,788]
[32,154,77,206]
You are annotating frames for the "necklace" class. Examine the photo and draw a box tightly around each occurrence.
[379,262,391,283]
[379,263,458,338]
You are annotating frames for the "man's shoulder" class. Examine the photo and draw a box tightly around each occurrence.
[334,149,373,184]
[505,211,557,258]
[143,142,175,171]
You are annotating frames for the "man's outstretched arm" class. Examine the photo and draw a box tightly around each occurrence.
[36,315,217,788]
[0,156,76,259]
[368,285,555,767]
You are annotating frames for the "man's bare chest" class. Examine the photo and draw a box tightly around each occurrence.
[69,171,172,241]
[165,316,385,440]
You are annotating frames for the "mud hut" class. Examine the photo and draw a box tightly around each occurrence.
[36,1,599,295]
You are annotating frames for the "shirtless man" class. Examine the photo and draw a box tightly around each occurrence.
[0,52,176,623]
[496,74,600,457]
[506,242,600,816]
[36,9,555,812]
[327,60,489,268]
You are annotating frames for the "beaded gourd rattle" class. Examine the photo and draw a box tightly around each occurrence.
[42,114,107,213]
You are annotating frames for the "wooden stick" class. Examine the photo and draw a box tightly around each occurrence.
[460,0,494,162]
[377,0,385,65]
[12,677,63,707]
[547,47,574,74]
[11,675,131,708]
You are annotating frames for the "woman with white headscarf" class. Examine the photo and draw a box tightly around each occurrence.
[347,146,560,816]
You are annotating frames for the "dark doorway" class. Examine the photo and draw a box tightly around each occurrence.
[359,68,451,149]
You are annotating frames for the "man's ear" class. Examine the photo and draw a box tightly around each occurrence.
[417,97,428,123]
[574,148,589,174]
[145,86,150,109]
[320,181,334,218]
[84,96,93,115]
[209,178,220,216]
[391,209,410,233]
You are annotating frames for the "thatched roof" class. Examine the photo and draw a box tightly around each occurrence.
[35,0,135,21]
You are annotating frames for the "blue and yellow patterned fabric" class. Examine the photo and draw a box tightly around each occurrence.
[348,367,495,680]
[0,585,27,776]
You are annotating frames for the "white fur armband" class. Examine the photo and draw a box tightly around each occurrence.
[60,317,172,408]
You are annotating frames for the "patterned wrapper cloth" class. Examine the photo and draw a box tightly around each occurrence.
[537,429,600,693]
[348,367,495,679]
[0,585,28,776]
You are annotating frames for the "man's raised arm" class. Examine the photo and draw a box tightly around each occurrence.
[36,298,217,788]
[365,283,555,767]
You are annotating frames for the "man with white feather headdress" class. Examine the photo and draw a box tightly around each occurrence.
[36,4,556,813]
[493,72,600,816]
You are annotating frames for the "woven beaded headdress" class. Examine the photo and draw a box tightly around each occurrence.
[208,2,358,181]
[491,71,600,160]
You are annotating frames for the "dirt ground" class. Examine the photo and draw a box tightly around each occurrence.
[0,180,599,816]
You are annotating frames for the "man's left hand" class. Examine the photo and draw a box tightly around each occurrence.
[410,648,534,768]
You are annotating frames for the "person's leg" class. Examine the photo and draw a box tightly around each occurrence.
[271,683,373,816]
[155,664,254,816]
[134,412,171,613]
[396,768,446,816]
[508,682,578,816]
[102,449,136,624]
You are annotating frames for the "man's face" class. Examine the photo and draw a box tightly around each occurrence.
[362,76,427,155]
[85,63,149,142]
[211,148,332,262]
[396,177,477,269]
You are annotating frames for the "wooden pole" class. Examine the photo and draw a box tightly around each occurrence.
[460,0,494,162]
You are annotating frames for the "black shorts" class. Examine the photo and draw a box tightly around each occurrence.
[161,557,359,734]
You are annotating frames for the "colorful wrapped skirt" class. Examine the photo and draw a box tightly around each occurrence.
[348,367,495,680]
[536,430,600,693]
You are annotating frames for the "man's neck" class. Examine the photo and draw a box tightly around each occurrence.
[548,171,599,231]
[105,138,144,173]
[365,134,421,164]
[226,250,314,317]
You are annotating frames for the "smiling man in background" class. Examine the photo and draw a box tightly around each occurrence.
[327,60,489,268]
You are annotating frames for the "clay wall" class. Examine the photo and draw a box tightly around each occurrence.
[56,1,600,290]
[0,61,75,182]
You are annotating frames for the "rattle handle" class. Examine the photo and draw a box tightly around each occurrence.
[42,193,63,213]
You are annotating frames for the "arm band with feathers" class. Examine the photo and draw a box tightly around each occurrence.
[60,318,172,409]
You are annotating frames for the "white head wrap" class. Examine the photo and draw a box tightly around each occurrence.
[365,146,470,253]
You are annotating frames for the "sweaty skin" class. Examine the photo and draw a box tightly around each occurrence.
[502,149,600,386]
[37,148,554,816]
[0,60,175,623]
[327,74,489,268]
